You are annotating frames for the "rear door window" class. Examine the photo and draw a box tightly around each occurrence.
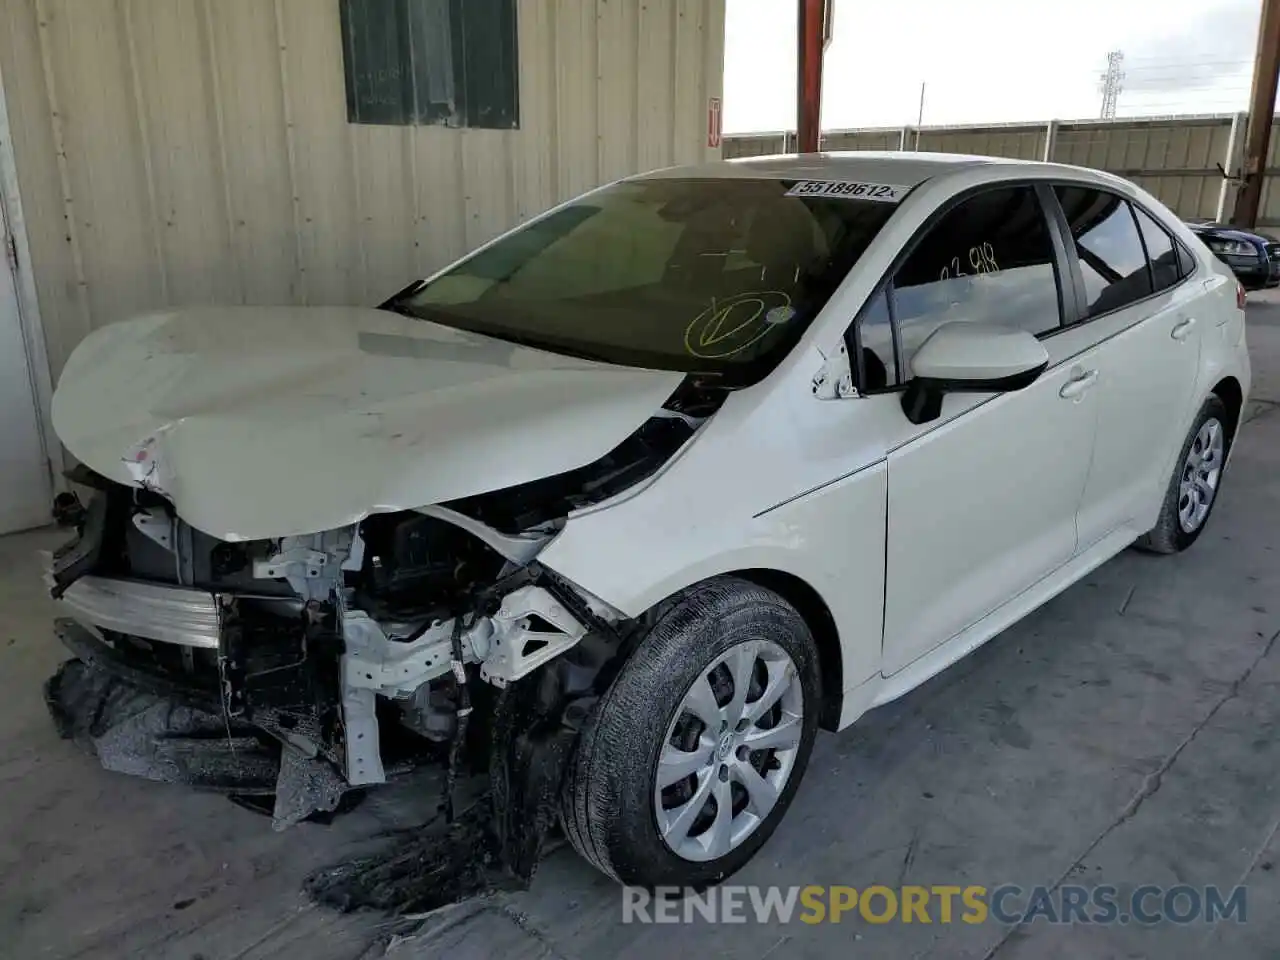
[1054,186,1153,317]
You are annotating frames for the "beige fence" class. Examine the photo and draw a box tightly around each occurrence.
[724,115,1280,230]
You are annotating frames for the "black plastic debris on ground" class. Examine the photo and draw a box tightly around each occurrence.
[304,800,516,915]
[45,657,280,793]
[45,658,360,826]
[305,677,581,917]
[228,789,366,824]
[48,656,584,918]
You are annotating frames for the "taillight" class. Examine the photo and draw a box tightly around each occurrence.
[1237,282,1247,310]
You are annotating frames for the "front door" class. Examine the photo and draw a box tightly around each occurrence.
[873,184,1100,675]
[0,201,51,533]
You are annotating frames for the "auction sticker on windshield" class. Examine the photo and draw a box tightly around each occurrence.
[785,180,910,202]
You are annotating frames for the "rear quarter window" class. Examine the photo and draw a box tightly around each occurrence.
[1132,206,1181,292]
[1176,239,1197,278]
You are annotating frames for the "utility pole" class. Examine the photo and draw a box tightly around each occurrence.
[1233,0,1280,228]
[1098,50,1124,120]
[915,82,926,150]
[796,0,826,153]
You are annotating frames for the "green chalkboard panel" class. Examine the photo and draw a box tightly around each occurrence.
[339,0,413,125]
[452,0,519,129]
[340,0,518,129]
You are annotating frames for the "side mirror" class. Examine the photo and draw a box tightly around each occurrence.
[901,321,1049,425]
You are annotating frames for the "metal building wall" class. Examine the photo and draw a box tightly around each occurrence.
[1052,117,1232,221]
[726,131,789,157]
[0,0,726,379]
[1255,122,1280,228]
[915,123,1046,160]
[824,129,901,152]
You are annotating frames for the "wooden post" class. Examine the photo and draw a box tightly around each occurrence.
[1232,0,1280,227]
[797,0,824,154]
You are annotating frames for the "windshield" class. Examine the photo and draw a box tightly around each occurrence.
[386,177,901,384]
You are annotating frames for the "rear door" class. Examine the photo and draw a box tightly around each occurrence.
[1049,187,1203,550]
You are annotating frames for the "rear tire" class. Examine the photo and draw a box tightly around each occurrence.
[561,577,821,887]
[1136,395,1231,554]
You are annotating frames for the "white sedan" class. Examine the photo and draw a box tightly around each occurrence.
[48,152,1249,888]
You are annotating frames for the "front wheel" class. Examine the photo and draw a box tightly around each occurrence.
[561,577,821,887]
[1137,395,1231,554]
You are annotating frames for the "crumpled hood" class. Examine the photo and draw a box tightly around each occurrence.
[52,306,684,540]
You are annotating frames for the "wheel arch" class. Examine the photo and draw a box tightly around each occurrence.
[729,568,844,732]
[1211,375,1244,438]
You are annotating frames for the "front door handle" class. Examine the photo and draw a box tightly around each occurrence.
[1171,317,1197,341]
[1059,369,1099,400]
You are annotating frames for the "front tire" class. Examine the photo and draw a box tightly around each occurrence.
[561,577,821,887]
[1136,395,1231,554]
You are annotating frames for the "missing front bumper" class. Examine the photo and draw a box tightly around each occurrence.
[48,620,355,828]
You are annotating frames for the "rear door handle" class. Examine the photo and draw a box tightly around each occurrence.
[1059,369,1098,400]
[1171,317,1197,341]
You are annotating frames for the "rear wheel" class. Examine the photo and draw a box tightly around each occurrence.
[561,577,821,887]
[1137,395,1231,554]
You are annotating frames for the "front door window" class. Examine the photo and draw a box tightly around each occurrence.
[890,186,1063,373]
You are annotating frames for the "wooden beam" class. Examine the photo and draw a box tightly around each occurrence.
[796,0,824,153]
[1232,0,1280,227]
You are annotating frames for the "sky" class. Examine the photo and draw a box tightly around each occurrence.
[723,0,1265,133]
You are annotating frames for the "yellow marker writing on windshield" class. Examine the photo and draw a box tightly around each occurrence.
[684,291,793,360]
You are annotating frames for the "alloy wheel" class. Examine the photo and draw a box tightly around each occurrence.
[1178,417,1225,533]
[653,638,804,862]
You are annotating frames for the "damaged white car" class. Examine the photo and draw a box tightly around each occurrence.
[45,153,1249,888]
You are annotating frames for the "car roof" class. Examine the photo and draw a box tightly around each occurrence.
[636,150,1121,192]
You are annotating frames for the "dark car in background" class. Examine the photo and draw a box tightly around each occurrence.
[1186,220,1280,290]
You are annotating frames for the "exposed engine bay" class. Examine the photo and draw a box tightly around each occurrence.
[44,384,721,850]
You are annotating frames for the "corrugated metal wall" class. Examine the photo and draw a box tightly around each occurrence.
[1253,122,1280,228]
[1053,117,1233,220]
[725,131,788,157]
[825,128,902,153]
[726,115,1246,225]
[0,0,726,379]
[913,124,1046,160]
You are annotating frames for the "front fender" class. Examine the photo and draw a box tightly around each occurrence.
[537,460,888,692]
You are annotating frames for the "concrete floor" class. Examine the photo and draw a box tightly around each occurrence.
[5,299,1280,959]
